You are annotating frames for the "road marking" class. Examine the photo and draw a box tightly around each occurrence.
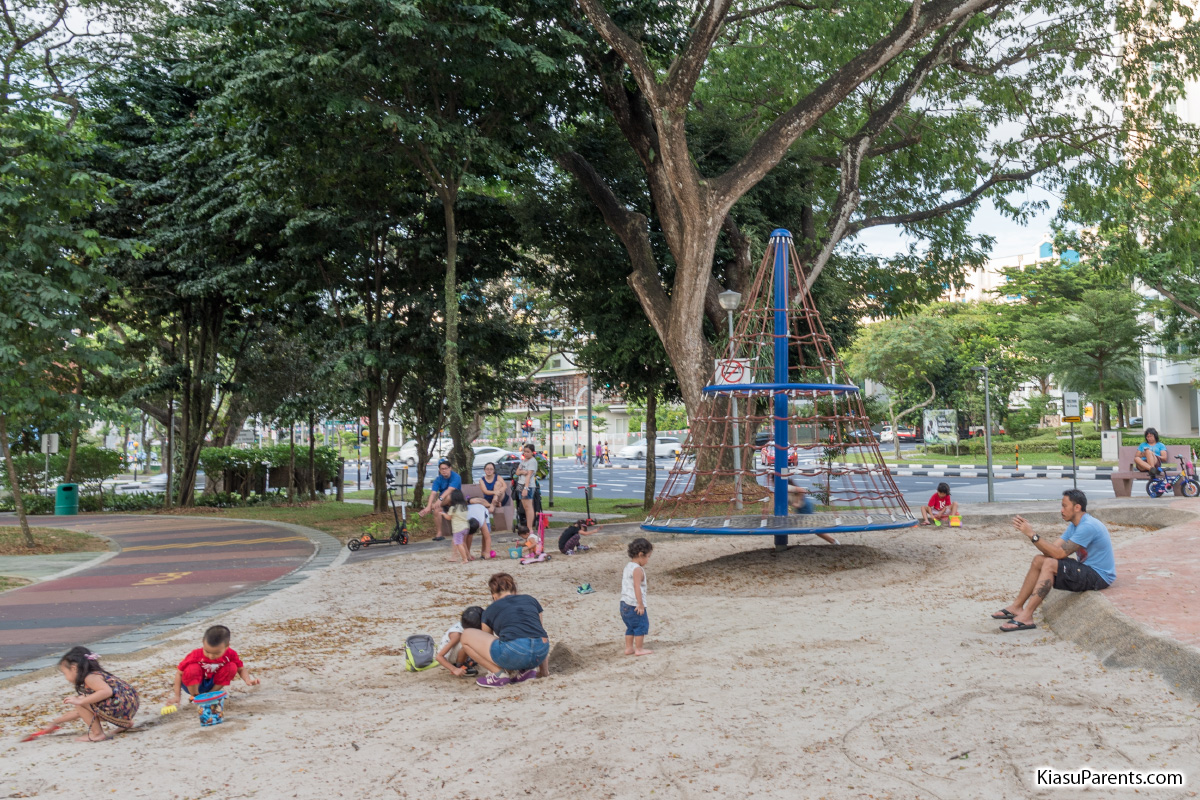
[133,571,193,586]
[122,536,310,552]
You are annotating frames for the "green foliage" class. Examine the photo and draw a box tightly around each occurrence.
[198,445,340,478]
[627,403,689,434]
[1059,439,1102,460]
[67,446,124,495]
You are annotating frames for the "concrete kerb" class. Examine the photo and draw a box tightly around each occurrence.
[0,516,346,685]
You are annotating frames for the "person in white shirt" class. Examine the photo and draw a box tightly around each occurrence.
[434,606,483,676]
[621,538,654,656]
[516,443,538,531]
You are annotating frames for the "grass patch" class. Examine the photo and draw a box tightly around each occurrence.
[0,526,109,556]
[0,575,32,592]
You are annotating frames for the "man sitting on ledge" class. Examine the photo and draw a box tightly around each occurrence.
[991,488,1115,632]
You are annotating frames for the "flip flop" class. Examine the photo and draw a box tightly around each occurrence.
[991,609,1016,620]
[999,620,1037,632]
[576,584,595,595]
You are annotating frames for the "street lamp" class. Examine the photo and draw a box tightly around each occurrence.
[970,365,995,502]
[718,290,744,509]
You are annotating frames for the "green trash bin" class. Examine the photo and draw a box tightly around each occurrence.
[55,483,79,516]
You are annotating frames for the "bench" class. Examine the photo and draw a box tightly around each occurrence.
[435,482,516,535]
[1110,444,1192,497]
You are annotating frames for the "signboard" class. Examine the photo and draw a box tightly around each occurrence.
[40,433,59,454]
[713,358,753,385]
[1062,392,1081,423]
[922,409,958,445]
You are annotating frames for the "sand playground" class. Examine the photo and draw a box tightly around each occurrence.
[1,516,1199,799]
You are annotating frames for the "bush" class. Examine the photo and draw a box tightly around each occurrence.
[1121,436,1200,449]
[1058,439,1101,459]
[961,439,1058,455]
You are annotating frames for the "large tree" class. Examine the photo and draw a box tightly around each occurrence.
[556,0,1192,419]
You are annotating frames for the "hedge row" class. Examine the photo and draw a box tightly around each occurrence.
[0,488,296,514]
[1058,439,1101,459]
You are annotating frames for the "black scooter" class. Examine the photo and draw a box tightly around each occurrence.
[347,478,409,551]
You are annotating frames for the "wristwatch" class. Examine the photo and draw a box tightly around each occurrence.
[1031,534,1040,543]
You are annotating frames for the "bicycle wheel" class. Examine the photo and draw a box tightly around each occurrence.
[1146,480,1165,498]
[1184,479,1200,498]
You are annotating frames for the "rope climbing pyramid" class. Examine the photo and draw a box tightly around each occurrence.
[642,229,917,547]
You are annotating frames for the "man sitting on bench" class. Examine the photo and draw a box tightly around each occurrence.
[1134,428,1167,478]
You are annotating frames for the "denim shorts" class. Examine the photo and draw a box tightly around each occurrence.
[489,637,549,672]
[620,601,649,637]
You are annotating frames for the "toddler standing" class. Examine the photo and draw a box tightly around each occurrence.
[621,538,654,656]
[443,489,474,563]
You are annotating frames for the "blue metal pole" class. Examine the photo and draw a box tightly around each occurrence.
[770,229,791,547]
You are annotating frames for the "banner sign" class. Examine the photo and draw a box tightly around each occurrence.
[1062,392,1081,423]
[922,409,959,445]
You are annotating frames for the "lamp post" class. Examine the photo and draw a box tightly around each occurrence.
[971,365,995,502]
[718,289,743,510]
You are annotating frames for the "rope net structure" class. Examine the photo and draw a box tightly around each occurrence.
[641,229,916,546]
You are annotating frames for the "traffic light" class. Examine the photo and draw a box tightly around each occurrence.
[571,419,580,430]
[361,429,370,439]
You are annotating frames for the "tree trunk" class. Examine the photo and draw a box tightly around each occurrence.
[643,392,658,510]
[288,423,296,503]
[164,396,174,510]
[440,194,473,483]
[122,425,129,472]
[0,415,35,547]
[308,412,317,501]
[1100,401,1111,432]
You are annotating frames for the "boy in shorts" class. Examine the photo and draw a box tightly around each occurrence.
[168,625,259,707]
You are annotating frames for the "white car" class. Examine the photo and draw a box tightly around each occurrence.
[396,439,451,466]
[879,426,894,443]
[618,437,683,459]
[471,446,514,470]
[115,471,206,495]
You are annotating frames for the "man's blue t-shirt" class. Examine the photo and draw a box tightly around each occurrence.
[1137,441,1167,458]
[430,470,462,495]
[1062,513,1116,585]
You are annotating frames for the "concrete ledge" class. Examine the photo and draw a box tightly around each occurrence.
[1043,589,1200,703]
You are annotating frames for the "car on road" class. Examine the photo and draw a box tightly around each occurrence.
[1128,416,1143,427]
[896,427,921,443]
[618,437,683,460]
[472,448,521,479]
[879,426,894,442]
[847,428,875,440]
[758,442,799,467]
[397,439,451,466]
[116,471,206,495]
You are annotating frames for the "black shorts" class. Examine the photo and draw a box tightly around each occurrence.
[1053,559,1109,593]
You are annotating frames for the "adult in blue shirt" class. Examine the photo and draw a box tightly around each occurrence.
[992,489,1116,632]
[1134,428,1167,478]
[419,460,461,541]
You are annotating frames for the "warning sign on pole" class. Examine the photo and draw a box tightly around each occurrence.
[714,359,753,385]
[1062,392,1081,423]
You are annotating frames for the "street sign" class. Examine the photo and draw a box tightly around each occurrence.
[40,434,59,454]
[1062,392,1082,423]
[714,358,753,385]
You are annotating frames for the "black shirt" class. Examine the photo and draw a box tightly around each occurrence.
[557,525,580,553]
[482,594,547,642]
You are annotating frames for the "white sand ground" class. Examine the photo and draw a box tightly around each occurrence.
[2,520,1198,800]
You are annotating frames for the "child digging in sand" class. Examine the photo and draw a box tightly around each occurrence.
[920,482,959,526]
[168,625,259,710]
[435,606,484,677]
[31,647,140,741]
[621,538,654,656]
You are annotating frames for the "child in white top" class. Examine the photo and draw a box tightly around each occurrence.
[519,524,542,559]
[435,606,483,677]
[620,538,653,656]
[443,489,472,563]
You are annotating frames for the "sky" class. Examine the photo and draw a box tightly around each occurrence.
[850,185,1062,262]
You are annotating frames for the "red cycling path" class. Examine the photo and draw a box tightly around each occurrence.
[0,513,318,673]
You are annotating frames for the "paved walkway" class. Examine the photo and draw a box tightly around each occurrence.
[0,514,323,674]
[1100,497,1200,648]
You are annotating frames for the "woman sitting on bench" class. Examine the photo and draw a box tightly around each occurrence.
[1134,428,1167,478]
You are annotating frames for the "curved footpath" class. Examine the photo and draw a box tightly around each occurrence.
[0,513,341,680]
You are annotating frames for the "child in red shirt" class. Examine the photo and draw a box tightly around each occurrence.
[168,625,259,706]
[920,482,959,525]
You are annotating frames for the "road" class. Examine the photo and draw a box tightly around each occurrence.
[0,514,315,670]
[379,456,1115,507]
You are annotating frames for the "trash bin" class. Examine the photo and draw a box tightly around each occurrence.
[55,483,79,516]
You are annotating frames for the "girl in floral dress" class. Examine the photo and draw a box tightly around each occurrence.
[32,646,141,742]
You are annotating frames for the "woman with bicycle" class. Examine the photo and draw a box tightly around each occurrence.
[1134,428,1167,478]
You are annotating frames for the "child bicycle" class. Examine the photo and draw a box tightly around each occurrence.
[1146,454,1200,498]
